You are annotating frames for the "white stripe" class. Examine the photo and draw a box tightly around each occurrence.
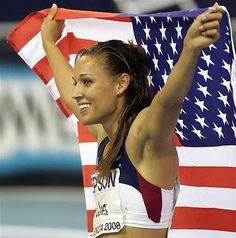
[46,77,60,100]
[67,114,79,137]
[2,225,87,238]
[18,32,45,68]
[176,185,236,211]
[79,144,236,167]
[84,187,96,210]
[79,142,97,165]
[177,145,236,167]
[65,18,137,43]
[69,54,77,67]
[168,229,236,238]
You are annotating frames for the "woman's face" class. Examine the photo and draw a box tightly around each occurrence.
[72,55,120,125]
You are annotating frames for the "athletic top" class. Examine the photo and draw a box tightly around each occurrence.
[91,137,180,237]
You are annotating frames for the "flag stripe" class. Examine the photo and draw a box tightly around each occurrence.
[177,185,236,210]
[46,78,60,100]
[6,13,44,52]
[84,188,96,210]
[55,98,72,118]
[171,207,236,232]
[87,210,96,232]
[179,167,236,188]
[177,146,236,167]
[78,123,96,143]
[82,165,96,188]
[65,18,136,43]
[6,9,119,52]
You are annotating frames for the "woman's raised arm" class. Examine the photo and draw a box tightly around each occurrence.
[41,4,102,139]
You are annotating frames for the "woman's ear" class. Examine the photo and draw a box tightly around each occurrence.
[116,73,130,96]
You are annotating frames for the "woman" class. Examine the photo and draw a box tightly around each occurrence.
[41,3,223,238]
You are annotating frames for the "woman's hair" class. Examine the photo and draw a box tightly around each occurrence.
[77,40,153,178]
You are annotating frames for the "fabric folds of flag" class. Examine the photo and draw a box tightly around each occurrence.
[7,6,236,238]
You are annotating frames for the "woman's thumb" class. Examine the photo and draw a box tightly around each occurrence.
[47,3,58,20]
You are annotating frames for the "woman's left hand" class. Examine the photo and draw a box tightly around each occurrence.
[184,2,224,53]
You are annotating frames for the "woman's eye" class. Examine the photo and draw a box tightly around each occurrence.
[83,79,92,85]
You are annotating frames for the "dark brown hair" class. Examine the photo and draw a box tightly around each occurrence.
[77,40,153,178]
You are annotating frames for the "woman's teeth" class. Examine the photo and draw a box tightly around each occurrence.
[79,104,90,110]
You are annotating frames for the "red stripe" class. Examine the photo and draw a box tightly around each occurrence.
[53,8,118,20]
[56,98,72,118]
[179,166,236,188]
[82,165,96,187]
[7,12,44,52]
[78,122,97,143]
[7,8,123,53]
[171,207,236,232]
[33,56,52,84]
[96,16,131,22]
[67,33,97,55]
[172,132,182,146]
[87,209,96,232]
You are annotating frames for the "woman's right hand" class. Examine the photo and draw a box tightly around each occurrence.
[41,3,64,48]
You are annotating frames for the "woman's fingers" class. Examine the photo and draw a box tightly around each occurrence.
[199,20,220,32]
[46,3,58,20]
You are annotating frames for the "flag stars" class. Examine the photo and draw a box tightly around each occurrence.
[195,97,208,111]
[159,22,167,40]
[134,16,142,25]
[232,121,236,138]
[222,60,231,74]
[147,71,155,87]
[141,40,150,55]
[177,119,187,129]
[221,77,231,92]
[209,43,217,50]
[170,37,178,55]
[167,54,174,70]
[150,16,156,23]
[143,23,151,40]
[183,16,189,21]
[175,128,188,140]
[197,83,212,97]
[192,126,206,139]
[224,43,230,53]
[162,70,169,84]
[217,92,230,107]
[180,108,187,115]
[217,109,228,125]
[201,51,214,67]
[175,21,183,39]
[167,16,173,22]
[213,123,224,138]
[195,114,208,128]
[152,53,159,70]
[198,67,213,82]
[154,38,163,55]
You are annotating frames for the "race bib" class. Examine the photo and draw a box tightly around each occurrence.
[91,168,124,237]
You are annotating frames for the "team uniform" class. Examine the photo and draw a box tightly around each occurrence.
[91,137,180,237]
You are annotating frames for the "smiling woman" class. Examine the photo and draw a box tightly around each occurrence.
[40,3,224,238]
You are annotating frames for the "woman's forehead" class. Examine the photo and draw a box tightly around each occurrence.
[74,55,108,76]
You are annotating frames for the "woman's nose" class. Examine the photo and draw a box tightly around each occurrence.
[72,84,83,100]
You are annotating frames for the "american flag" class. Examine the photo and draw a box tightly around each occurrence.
[7,6,236,238]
